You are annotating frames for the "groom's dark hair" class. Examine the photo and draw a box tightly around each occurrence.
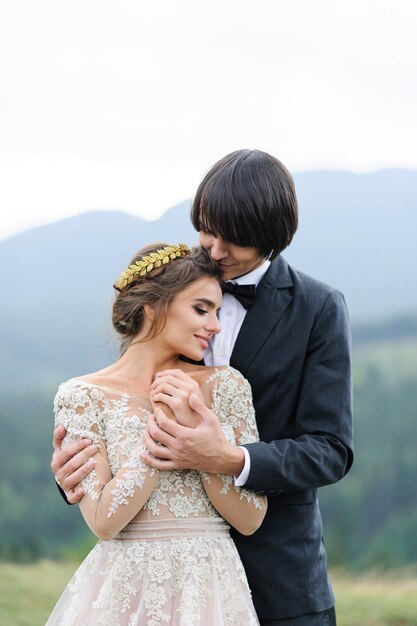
[191,149,298,260]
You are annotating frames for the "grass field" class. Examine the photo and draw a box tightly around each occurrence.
[1,561,417,626]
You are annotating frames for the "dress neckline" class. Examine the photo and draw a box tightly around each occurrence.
[70,367,223,400]
[72,377,150,401]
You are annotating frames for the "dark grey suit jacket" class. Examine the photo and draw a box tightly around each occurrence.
[229,255,353,620]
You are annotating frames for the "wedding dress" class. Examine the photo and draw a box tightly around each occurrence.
[46,366,266,626]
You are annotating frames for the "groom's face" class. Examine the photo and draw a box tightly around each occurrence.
[199,231,266,281]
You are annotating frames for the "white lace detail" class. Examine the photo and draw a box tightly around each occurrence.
[49,367,264,625]
[203,367,266,510]
[108,460,148,518]
[55,380,156,512]
[47,526,259,626]
[55,368,263,520]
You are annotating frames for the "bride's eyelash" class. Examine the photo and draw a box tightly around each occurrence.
[194,306,208,315]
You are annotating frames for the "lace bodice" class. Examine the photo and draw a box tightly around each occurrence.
[54,366,267,540]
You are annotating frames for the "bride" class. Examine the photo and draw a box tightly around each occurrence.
[46,243,267,626]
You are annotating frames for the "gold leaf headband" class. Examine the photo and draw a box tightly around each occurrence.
[114,243,191,290]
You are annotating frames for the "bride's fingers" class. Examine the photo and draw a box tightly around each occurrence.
[150,392,189,412]
[155,369,194,382]
[154,370,199,390]
[150,382,172,398]
[150,381,187,397]
[150,385,196,408]
[150,392,179,412]
[151,376,180,390]
[151,375,196,394]
[150,381,182,398]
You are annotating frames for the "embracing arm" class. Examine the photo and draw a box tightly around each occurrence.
[202,470,267,535]
[145,369,267,534]
[51,424,97,504]
[143,293,352,498]
[199,373,267,534]
[76,437,160,540]
[244,290,354,495]
[54,383,159,540]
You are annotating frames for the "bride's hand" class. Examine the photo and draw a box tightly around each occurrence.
[149,369,204,428]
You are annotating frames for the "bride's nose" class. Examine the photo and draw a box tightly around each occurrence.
[206,314,221,335]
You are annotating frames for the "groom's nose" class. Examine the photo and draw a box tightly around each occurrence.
[209,237,229,260]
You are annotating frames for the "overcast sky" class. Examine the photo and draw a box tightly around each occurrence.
[1,0,416,240]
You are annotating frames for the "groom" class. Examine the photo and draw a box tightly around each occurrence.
[52,149,353,625]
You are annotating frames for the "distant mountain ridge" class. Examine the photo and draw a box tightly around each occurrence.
[1,170,416,392]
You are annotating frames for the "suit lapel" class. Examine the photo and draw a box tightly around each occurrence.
[230,256,293,377]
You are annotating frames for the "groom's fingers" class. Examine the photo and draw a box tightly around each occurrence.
[51,438,93,469]
[189,393,216,422]
[146,413,185,447]
[66,486,86,505]
[141,447,177,471]
[142,419,179,470]
[143,427,171,459]
[52,424,67,452]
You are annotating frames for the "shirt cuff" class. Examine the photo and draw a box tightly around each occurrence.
[234,446,250,487]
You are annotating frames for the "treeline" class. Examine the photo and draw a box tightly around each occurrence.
[320,330,417,569]
[351,312,417,345]
[1,316,417,569]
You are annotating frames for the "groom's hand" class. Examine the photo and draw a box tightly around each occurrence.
[142,393,245,476]
[51,425,97,504]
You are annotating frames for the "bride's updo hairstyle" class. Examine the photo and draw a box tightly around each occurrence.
[112,242,220,354]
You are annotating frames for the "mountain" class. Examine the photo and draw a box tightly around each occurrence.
[1,170,416,392]
[0,202,196,391]
[284,169,417,319]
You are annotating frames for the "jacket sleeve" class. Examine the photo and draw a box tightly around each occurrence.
[243,289,354,495]
[54,382,160,539]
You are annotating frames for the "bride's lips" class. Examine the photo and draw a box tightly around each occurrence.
[194,335,210,350]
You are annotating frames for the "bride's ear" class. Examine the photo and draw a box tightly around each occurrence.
[143,303,155,321]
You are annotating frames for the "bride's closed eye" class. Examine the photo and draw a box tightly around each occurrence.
[193,306,209,315]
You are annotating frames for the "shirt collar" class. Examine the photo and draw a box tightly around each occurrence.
[229,259,271,287]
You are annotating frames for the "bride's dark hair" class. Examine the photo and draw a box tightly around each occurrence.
[112,243,220,354]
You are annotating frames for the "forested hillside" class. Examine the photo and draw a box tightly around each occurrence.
[1,314,416,568]
[1,169,416,567]
[320,326,417,569]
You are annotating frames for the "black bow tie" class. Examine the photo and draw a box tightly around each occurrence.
[221,282,256,309]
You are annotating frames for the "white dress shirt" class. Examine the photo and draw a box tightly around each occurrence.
[204,260,271,485]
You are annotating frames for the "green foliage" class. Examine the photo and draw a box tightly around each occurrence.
[362,510,417,570]
[320,333,417,571]
[2,562,417,626]
[1,313,417,569]
[0,389,90,561]
[0,561,76,626]
[332,569,417,626]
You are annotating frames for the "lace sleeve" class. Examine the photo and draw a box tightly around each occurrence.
[54,380,160,540]
[201,368,267,535]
